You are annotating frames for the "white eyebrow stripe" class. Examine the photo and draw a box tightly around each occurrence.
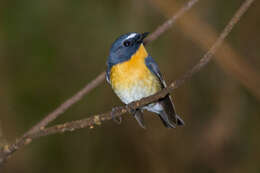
[126,33,137,40]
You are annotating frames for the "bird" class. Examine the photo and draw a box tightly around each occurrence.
[106,32,184,128]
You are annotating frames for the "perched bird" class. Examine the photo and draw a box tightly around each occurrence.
[106,32,184,128]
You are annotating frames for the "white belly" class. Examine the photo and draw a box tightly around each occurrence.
[114,82,164,114]
[113,80,158,104]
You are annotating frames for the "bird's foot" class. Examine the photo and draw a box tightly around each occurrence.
[111,106,122,124]
[126,104,136,114]
[126,105,146,129]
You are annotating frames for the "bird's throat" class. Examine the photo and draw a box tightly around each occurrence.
[130,44,148,61]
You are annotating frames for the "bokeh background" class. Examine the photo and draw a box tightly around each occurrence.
[1,0,259,172]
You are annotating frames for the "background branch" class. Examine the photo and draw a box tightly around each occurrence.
[0,0,254,165]
[143,0,199,44]
[150,0,260,99]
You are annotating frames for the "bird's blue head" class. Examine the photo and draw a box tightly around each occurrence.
[107,32,149,68]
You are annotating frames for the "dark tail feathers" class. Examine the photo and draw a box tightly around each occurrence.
[158,112,184,128]
[158,95,185,128]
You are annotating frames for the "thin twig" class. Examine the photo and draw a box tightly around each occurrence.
[0,0,254,165]
[23,72,106,137]
[0,0,199,165]
[143,0,199,44]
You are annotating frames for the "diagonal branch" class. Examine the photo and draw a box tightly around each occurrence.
[0,0,199,164]
[23,0,199,137]
[143,0,199,44]
[22,72,106,138]
[0,0,254,165]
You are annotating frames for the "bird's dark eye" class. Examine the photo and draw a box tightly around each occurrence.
[123,40,131,47]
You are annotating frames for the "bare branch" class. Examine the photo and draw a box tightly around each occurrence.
[143,0,199,44]
[23,72,106,137]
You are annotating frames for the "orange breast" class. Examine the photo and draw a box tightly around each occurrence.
[110,44,161,103]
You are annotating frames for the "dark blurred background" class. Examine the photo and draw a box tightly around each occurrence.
[0,0,259,172]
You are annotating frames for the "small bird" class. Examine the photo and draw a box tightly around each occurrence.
[106,32,184,128]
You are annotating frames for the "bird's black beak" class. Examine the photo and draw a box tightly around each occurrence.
[141,32,149,40]
[137,32,149,43]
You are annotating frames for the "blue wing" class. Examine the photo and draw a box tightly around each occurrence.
[145,56,167,88]
[145,55,185,127]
